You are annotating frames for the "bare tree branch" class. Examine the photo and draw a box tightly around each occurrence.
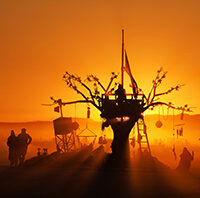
[105,72,119,94]
[147,68,164,104]
[62,100,101,110]
[143,102,193,113]
[63,72,96,104]
[86,75,106,92]
[86,73,119,96]
[146,68,184,105]
[49,97,101,111]
[61,69,192,120]
[154,84,184,97]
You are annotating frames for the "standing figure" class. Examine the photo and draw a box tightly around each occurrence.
[37,148,41,156]
[43,148,48,156]
[115,84,126,104]
[176,147,194,173]
[7,130,18,167]
[17,128,32,166]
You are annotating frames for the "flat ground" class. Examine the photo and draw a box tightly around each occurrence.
[0,146,200,198]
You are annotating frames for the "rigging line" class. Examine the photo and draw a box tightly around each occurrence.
[86,103,90,128]
[173,108,175,136]
[162,105,169,121]
[158,105,161,121]
[172,108,177,160]
[74,103,77,121]
[78,104,96,136]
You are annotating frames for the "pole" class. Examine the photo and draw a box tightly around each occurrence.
[60,104,63,117]
[121,29,124,88]
[58,99,63,117]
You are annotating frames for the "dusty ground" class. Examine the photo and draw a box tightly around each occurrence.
[0,146,200,198]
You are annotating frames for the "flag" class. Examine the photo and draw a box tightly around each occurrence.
[124,51,138,96]
[54,106,60,113]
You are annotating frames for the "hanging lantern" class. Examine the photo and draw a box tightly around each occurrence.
[176,127,183,137]
[156,120,163,128]
[87,106,90,118]
[180,111,184,120]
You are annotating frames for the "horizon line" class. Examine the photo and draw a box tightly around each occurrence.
[0,113,199,123]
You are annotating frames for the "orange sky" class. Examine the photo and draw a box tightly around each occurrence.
[0,0,200,121]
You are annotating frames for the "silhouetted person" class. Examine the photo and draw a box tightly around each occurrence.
[17,128,32,166]
[115,84,126,104]
[37,148,41,156]
[7,130,18,167]
[43,148,48,156]
[176,147,194,173]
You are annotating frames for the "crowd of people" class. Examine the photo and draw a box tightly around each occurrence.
[7,128,32,167]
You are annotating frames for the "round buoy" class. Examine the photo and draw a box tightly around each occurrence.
[156,120,163,128]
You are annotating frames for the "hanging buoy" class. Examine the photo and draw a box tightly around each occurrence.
[156,120,163,128]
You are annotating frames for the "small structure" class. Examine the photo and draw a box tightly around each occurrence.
[53,117,79,152]
[77,106,97,148]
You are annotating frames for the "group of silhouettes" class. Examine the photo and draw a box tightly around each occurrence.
[7,128,32,167]
[6,127,194,172]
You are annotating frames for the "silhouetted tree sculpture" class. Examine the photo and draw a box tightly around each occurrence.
[55,67,191,160]
[49,31,192,161]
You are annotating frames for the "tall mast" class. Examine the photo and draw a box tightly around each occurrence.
[121,29,124,87]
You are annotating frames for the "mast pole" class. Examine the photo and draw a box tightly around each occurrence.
[121,29,124,87]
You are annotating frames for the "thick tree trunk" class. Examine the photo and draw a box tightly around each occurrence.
[110,119,137,162]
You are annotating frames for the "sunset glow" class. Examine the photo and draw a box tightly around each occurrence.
[0,3,200,198]
[0,0,199,123]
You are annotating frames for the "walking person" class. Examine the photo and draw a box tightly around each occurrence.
[17,128,32,166]
[176,147,194,173]
[7,130,18,167]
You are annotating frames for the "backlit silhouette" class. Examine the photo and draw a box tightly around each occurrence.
[7,130,18,167]
[177,147,194,173]
[51,30,192,161]
[17,128,32,166]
